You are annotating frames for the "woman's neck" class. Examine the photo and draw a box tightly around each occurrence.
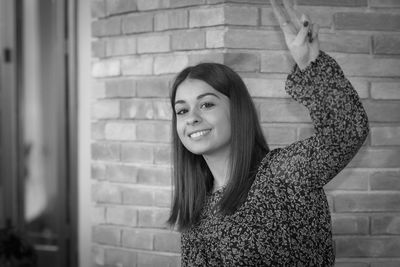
[203,148,230,192]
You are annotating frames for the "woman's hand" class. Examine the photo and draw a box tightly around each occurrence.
[270,0,320,70]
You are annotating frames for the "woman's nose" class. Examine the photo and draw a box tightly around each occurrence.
[186,110,202,126]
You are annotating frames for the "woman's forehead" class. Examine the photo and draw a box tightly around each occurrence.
[175,79,222,101]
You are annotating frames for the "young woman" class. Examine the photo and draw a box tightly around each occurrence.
[168,0,369,265]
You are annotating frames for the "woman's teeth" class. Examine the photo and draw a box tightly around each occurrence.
[190,130,210,138]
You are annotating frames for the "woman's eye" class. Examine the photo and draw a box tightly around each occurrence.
[176,109,187,115]
[201,102,214,109]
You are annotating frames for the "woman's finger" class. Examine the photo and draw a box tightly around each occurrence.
[311,23,319,40]
[293,14,311,45]
[270,0,297,35]
[283,0,301,30]
[270,0,288,26]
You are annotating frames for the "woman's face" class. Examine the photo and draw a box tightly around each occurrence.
[174,78,231,156]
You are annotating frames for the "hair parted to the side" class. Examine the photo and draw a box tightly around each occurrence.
[167,62,269,231]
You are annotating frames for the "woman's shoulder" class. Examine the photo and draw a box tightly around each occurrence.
[257,148,282,173]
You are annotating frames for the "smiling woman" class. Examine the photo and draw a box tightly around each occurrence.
[166,0,369,266]
[168,63,269,227]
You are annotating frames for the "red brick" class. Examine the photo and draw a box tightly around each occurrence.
[224,29,284,50]
[92,17,122,37]
[371,82,400,100]
[92,182,122,204]
[105,121,136,141]
[369,0,400,7]
[92,206,106,224]
[92,60,120,77]
[154,232,181,252]
[172,31,205,51]
[206,29,225,48]
[225,6,258,26]
[92,162,106,180]
[154,145,172,165]
[319,33,370,54]
[334,263,368,267]
[223,53,259,72]
[106,164,139,183]
[92,40,106,58]
[188,52,224,65]
[136,122,171,142]
[332,215,369,235]
[92,225,121,246]
[334,193,400,212]
[121,99,154,119]
[105,79,136,98]
[374,35,400,55]
[138,167,172,186]
[261,125,297,145]
[137,252,180,267]
[91,0,106,18]
[260,52,295,73]
[121,56,153,76]
[154,55,189,74]
[260,7,280,27]
[363,101,400,122]
[371,126,400,146]
[92,80,106,99]
[138,35,170,54]
[91,100,120,119]
[91,121,106,140]
[298,0,367,6]
[154,189,172,208]
[170,0,206,8]
[106,206,138,226]
[333,54,400,77]
[122,229,154,250]
[122,187,155,206]
[91,142,120,161]
[370,171,400,191]
[334,12,400,31]
[153,99,173,120]
[105,248,137,267]
[136,77,171,97]
[106,36,136,56]
[348,78,369,99]
[258,99,311,123]
[371,215,400,235]
[349,148,400,168]
[92,245,105,265]
[121,143,154,163]
[137,0,169,10]
[122,13,153,34]
[154,10,188,31]
[106,0,137,15]
[297,125,314,140]
[189,7,224,28]
[335,237,400,257]
[138,209,170,228]
[324,169,369,191]
[244,78,288,98]
[371,262,400,267]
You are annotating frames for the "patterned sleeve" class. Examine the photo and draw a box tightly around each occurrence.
[275,51,369,188]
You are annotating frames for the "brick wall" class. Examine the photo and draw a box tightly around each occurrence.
[90,0,400,266]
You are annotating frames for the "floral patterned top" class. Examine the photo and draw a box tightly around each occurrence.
[181,51,369,266]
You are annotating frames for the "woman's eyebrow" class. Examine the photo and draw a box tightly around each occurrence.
[174,92,220,106]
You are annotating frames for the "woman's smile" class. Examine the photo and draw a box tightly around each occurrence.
[188,129,211,139]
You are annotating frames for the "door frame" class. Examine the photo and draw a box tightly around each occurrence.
[0,0,78,265]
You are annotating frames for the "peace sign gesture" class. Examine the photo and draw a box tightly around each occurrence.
[270,0,320,70]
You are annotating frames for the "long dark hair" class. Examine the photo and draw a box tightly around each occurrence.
[168,63,269,231]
